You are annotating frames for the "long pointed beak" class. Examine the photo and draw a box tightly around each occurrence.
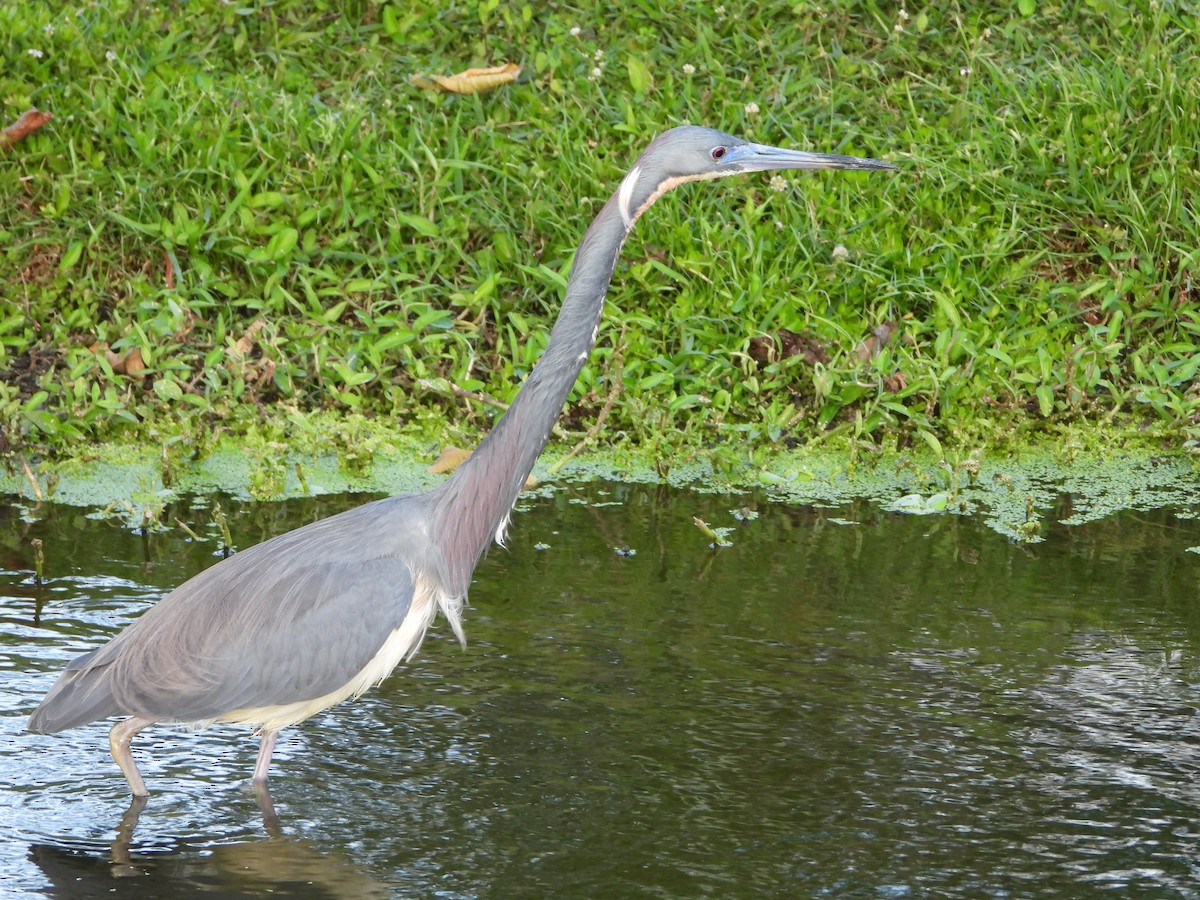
[728,142,897,173]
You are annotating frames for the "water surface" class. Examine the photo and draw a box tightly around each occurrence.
[3,484,1200,897]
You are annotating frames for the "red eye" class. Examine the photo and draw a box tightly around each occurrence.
[711,146,727,160]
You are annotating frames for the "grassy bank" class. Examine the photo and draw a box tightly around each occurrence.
[2,0,1198,471]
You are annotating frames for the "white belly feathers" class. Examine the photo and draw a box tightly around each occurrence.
[216,573,452,733]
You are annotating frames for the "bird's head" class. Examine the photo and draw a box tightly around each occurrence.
[616,125,895,228]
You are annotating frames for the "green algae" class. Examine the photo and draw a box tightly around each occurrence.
[6,434,1197,550]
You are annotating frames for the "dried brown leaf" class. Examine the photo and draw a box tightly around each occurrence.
[233,319,267,357]
[428,446,472,474]
[256,357,276,385]
[749,328,828,366]
[428,445,536,487]
[411,63,521,95]
[122,347,145,376]
[853,321,898,364]
[0,108,53,150]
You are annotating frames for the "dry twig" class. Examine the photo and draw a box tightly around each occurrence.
[20,456,43,501]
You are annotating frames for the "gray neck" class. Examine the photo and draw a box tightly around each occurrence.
[433,192,633,595]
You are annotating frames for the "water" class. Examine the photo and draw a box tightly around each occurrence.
[3,484,1200,897]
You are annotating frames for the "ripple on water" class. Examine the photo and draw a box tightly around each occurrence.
[3,488,1200,897]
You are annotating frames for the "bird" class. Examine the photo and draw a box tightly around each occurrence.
[28,126,895,796]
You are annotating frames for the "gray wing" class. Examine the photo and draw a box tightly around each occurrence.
[31,496,438,728]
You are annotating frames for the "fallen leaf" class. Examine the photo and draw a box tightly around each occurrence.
[428,446,472,474]
[102,345,145,375]
[123,347,145,376]
[256,357,276,385]
[781,329,828,364]
[233,319,267,357]
[748,328,828,365]
[429,445,536,487]
[0,108,53,150]
[411,63,521,95]
[853,321,898,363]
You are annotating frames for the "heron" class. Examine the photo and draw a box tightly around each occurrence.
[28,126,894,796]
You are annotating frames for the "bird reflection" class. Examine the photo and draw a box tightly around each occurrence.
[29,789,392,898]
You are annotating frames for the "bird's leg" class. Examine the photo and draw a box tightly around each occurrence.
[252,729,277,785]
[108,717,155,797]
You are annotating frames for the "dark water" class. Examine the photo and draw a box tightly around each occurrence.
[3,483,1200,898]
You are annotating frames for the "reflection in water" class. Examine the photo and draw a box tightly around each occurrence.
[28,792,392,899]
[3,485,1200,897]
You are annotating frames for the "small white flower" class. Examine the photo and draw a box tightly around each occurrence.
[569,26,581,37]
[105,50,116,62]
[43,23,55,34]
[27,48,44,58]
[593,48,604,61]
[589,66,603,81]
[832,244,850,262]
[959,65,971,76]
[744,101,759,116]
[682,63,696,75]
[899,8,910,20]
[769,175,787,192]
[715,5,726,18]
[894,21,904,32]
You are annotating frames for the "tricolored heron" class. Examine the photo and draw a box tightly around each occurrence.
[28,126,894,796]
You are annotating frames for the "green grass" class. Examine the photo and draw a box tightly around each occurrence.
[2,0,1199,467]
